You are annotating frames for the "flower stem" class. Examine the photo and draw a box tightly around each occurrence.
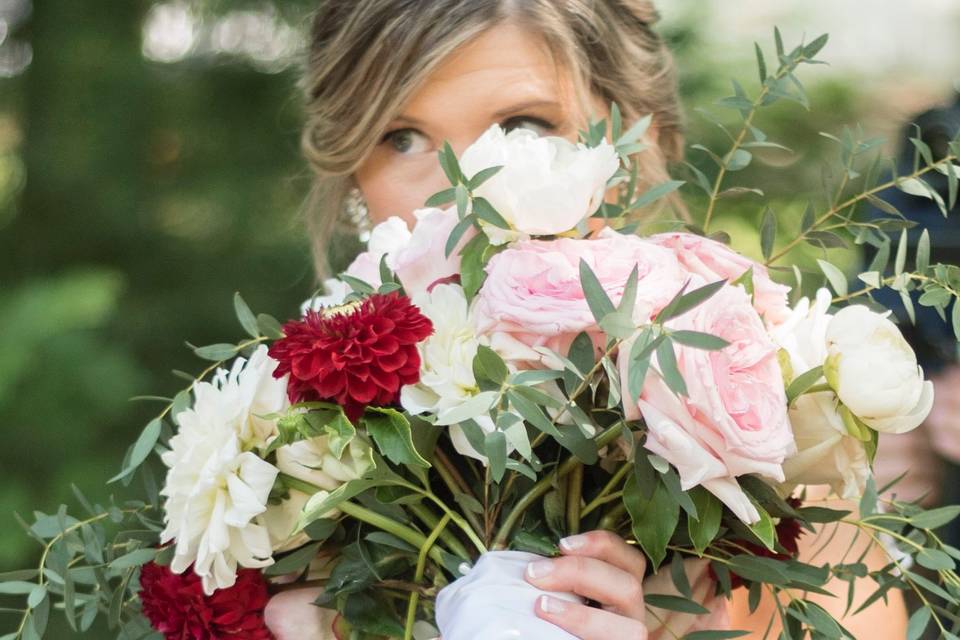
[432,448,484,535]
[492,422,625,548]
[566,463,584,535]
[404,513,451,640]
[581,463,631,518]
[337,501,447,567]
[408,502,470,560]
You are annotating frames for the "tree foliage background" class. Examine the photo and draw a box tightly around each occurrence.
[1,1,957,637]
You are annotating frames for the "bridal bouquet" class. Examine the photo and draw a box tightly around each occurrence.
[7,30,960,640]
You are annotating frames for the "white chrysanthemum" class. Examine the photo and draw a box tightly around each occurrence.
[160,345,290,594]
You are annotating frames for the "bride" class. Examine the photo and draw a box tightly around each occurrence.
[270,1,909,638]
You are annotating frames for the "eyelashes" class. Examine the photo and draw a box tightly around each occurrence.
[380,115,559,154]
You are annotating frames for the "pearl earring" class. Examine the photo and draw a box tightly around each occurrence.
[345,186,372,242]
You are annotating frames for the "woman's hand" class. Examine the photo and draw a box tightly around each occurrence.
[522,529,650,640]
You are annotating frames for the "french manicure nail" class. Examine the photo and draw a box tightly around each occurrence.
[539,594,567,614]
[559,533,588,551]
[526,559,555,579]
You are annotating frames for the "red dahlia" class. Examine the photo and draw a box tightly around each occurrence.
[139,562,274,640]
[268,292,433,420]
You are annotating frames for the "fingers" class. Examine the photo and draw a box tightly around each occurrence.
[524,554,646,619]
[535,594,648,640]
[558,529,648,580]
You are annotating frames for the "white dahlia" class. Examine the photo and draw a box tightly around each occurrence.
[160,345,290,594]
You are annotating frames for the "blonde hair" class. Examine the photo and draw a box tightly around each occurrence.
[299,0,684,279]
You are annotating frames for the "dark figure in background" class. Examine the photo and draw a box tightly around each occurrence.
[868,88,960,556]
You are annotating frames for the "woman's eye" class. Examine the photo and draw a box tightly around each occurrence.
[501,116,556,137]
[382,128,432,154]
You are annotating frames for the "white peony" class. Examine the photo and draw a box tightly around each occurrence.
[825,304,934,434]
[772,290,871,498]
[160,345,289,594]
[459,124,619,241]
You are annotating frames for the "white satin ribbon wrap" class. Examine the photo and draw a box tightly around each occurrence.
[435,550,583,640]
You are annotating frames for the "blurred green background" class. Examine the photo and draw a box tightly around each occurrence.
[1,0,959,636]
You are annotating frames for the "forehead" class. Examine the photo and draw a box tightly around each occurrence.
[399,23,575,125]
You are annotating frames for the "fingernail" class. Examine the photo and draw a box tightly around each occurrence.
[559,533,588,551]
[526,559,555,579]
[539,594,567,614]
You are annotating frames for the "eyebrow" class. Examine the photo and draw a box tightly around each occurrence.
[392,99,564,128]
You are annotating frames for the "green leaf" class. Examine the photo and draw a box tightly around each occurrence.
[424,187,456,208]
[475,344,509,385]
[109,418,162,483]
[507,389,561,439]
[485,430,507,483]
[599,310,635,340]
[786,365,824,405]
[233,292,260,338]
[688,487,722,554]
[658,280,726,322]
[627,329,661,403]
[362,408,430,468]
[617,114,652,146]
[192,342,240,361]
[910,505,960,530]
[455,183,469,218]
[670,330,729,351]
[473,197,511,230]
[264,542,322,576]
[724,149,752,172]
[916,548,955,571]
[0,581,38,595]
[656,339,687,396]
[916,229,930,272]
[623,475,678,570]
[467,165,503,190]
[617,265,640,317]
[906,606,931,640]
[816,259,848,297]
[755,42,767,82]
[435,391,499,426]
[760,206,777,261]
[438,141,462,185]
[746,501,776,551]
[579,259,616,323]
[629,180,685,209]
[108,548,157,570]
[257,313,285,339]
[645,593,710,615]
[683,632,750,640]
[445,213,476,259]
[670,553,693,599]
[803,33,829,59]
[895,229,908,275]
[726,555,789,586]
[459,232,491,301]
[953,297,960,340]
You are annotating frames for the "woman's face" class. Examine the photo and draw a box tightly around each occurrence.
[354,23,607,227]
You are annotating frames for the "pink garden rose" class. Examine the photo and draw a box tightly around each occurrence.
[619,283,795,524]
[392,207,473,297]
[650,232,791,325]
[473,228,687,367]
